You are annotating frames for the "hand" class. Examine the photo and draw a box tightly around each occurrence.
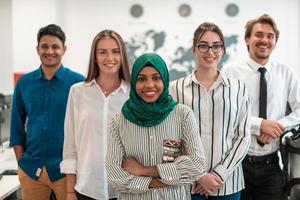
[257,133,273,144]
[193,173,223,195]
[149,178,168,188]
[181,141,188,155]
[122,156,144,176]
[67,192,77,200]
[260,120,285,139]
[193,184,210,197]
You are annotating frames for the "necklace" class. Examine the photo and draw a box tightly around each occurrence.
[97,78,121,96]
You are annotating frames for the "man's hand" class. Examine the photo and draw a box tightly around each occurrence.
[122,156,145,176]
[260,120,285,139]
[193,173,223,195]
[13,145,24,161]
[67,192,77,200]
[257,133,273,144]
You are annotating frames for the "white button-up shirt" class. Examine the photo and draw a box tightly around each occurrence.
[222,58,300,156]
[60,79,130,199]
[170,71,251,196]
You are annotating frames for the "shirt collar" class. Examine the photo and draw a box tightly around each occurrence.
[119,79,129,93]
[247,57,271,72]
[187,69,230,88]
[36,67,44,79]
[35,64,65,80]
[85,79,97,86]
[55,65,65,79]
[86,78,129,94]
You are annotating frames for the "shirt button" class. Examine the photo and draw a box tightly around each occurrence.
[150,136,153,139]
[168,177,172,180]
[44,127,47,130]
[151,155,154,159]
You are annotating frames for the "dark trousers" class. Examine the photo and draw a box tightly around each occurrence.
[191,192,240,200]
[76,191,117,200]
[241,152,284,200]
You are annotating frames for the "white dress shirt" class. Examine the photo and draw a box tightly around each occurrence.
[60,79,130,199]
[222,58,300,156]
[106,104,206,200]
[170,71,251,196]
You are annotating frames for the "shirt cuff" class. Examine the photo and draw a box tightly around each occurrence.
[251,117,263,136]
[60,159,77,174]
[277,118,288,130]
[156,162,179,183]
[9,138,25,147]
[127,176,152,192]
[212,165,228,182]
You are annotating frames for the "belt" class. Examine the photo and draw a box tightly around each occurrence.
[244,152,278,164]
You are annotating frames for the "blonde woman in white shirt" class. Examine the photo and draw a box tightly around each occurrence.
[60,30,130,200]
[170,22,251,200]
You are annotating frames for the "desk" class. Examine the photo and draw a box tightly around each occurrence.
[0,142,20,200]
[0,175,19,200]
[0,143,18,174]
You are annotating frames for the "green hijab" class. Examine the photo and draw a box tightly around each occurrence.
[122,53,177,127]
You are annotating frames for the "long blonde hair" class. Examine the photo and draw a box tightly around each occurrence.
[85,30,130,83]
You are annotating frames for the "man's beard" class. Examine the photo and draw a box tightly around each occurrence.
[255,52,270,60]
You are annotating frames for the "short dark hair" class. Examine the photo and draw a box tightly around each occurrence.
[244,14,280,42]
[37,24,66,45]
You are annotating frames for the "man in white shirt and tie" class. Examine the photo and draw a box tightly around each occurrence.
[222,14,300,200]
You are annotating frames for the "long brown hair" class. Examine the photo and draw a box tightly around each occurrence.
[85,30,130,83]
[192,22,226,55]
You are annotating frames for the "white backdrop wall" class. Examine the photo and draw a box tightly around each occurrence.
[0,0,13,95]
[1,0,299,95]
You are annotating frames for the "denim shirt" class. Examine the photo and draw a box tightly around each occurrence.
[10,65,84,182]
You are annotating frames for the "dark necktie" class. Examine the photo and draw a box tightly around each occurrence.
[257,67,267,146]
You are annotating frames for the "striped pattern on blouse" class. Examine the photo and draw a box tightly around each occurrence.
[105,104,206,200]
[170,72,251,196]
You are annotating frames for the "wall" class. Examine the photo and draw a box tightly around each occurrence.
[59,0,300,77]
[1,0,300,94]
[12,0,60,72]
[0,0,13,95]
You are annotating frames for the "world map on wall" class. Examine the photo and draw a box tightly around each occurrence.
[125,29,238,80]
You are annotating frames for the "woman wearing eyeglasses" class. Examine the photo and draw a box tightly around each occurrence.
[170,22,251,200]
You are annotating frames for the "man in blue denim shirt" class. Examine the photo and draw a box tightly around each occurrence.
[10,24,84,200]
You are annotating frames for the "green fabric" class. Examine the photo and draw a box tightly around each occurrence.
[122,53,177,127]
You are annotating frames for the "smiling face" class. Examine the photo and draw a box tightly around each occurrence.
[95,37,121,77]
[246,23,276,65]
[135,66,164,103]
[37,35,66,69]
[193,31,223,70]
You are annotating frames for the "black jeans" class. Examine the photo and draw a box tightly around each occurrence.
[76,191,117,200]
[241,152,284,200]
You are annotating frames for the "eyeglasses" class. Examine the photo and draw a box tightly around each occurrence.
[197,44,223,53]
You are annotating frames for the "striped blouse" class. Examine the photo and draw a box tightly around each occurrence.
[105,104,206,200]
[170,71,251,196]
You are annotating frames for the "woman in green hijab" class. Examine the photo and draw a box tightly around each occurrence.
[106,53,206,200]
